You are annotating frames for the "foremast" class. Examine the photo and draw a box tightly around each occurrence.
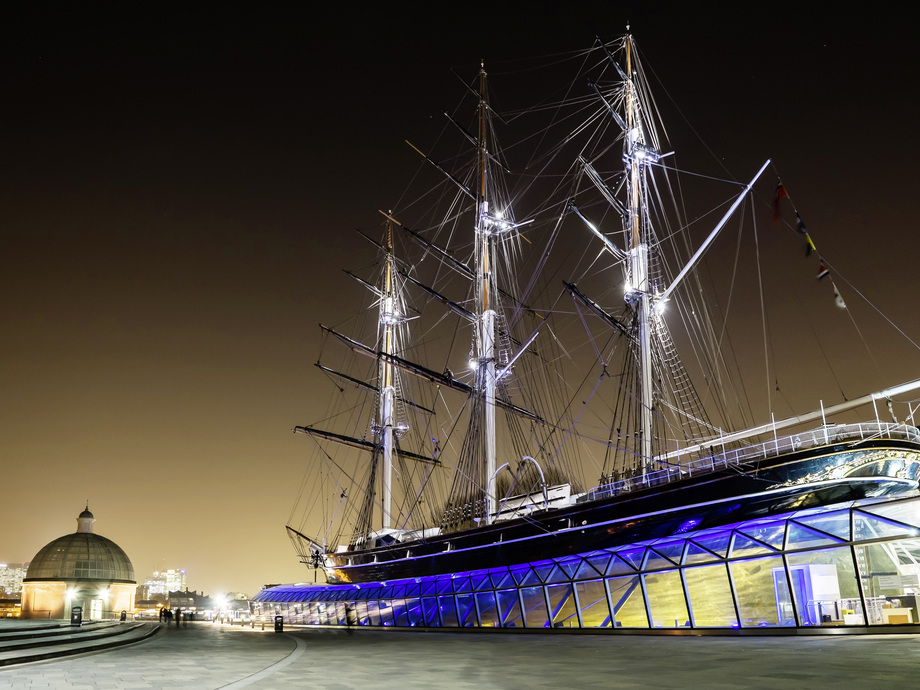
[622,37,656,471]
[605,34,766,475]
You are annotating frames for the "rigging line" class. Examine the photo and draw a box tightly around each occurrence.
[655,397,721,436]
[570,292,605,367]
[687,205,755,432]
[752,200,773,417]
[768,171,919,364]
[519,46,598,170]
[843,299,884,382]
[806,320,848,401]
[303,432,370,526]
[637,42,740,184]
[552,366,609,466]
[830,264,920,360]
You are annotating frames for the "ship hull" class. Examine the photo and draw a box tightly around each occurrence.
[324,438,920,583]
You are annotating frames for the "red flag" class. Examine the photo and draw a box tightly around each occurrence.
[772,182,788,222]
[816,261,829,280]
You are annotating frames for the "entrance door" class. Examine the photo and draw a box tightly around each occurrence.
[90,599,104,619]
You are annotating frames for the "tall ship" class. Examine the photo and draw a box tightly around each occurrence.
[255,34,920,631]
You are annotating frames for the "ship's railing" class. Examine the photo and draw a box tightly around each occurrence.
[585,422,920,502]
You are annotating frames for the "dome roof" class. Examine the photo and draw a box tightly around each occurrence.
[25,527,135,584]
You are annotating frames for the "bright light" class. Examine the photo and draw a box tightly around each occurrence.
[468,358,478,371]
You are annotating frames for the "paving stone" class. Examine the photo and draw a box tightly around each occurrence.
[1,621,919,688]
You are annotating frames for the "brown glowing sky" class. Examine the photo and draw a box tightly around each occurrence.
[2,5,919,596]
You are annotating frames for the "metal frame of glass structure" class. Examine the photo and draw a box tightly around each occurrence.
[253,492,920,632]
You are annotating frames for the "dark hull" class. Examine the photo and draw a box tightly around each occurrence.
[325,438,920,583]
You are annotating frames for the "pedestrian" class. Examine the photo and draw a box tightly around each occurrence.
[175,607,181,627]
[158,607,164,623]
[345,603,356,635]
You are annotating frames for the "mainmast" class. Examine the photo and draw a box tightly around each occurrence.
[475,62,499,522]
[377,220,401,529]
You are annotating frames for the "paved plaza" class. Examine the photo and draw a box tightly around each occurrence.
[1,621,919,689]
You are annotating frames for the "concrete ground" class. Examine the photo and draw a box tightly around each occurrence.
[1,621,919,689]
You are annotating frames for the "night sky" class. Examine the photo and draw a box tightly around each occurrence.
[3,4,919,596]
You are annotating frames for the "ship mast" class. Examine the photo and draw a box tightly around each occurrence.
[475,62,499,522]
[377,220,400,529]
[623,36,655,471]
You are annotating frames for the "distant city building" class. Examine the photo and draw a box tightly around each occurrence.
[20,507,136,620]
[144,568,187,596]
[0,563,28,595]
[0,598,21,618]
[168,589,214,612]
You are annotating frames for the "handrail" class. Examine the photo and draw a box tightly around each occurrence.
[586,422,920,502]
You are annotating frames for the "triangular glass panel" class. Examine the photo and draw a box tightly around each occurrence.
[521,568,543,586]
[853,510,920,541]
[453,577,472,593]
[859,499,920,531]
[436,579,454,594]
[419,581,437,596]
[688,530,732,558]
[544,565,570,584]
[786,522,845,550]
[615,547,646,571]
[390,585,407,598]
[585,553,613,576]
[509,566,532,586]
[531,561,556,583]
[491,571,513,589]
[651,540,686,564]
[556,557,583,580]
[470,574,491,592]
[574,559,604,581]
[643,550,674,571]
[794,509,852,541]
[735,521,787,550]
[683,542,721,565]
[605,554,637,576]
[729,533,775,558]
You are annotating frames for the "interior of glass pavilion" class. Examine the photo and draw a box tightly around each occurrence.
[253,492,920,632]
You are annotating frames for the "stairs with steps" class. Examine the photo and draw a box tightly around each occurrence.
[0,620,160,667]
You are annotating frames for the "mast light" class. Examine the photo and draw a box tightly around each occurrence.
[633,143,660,164]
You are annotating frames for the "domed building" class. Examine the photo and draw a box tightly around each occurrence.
[20,507,136,620]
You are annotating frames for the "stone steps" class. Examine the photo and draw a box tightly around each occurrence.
[0,621,160,667]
